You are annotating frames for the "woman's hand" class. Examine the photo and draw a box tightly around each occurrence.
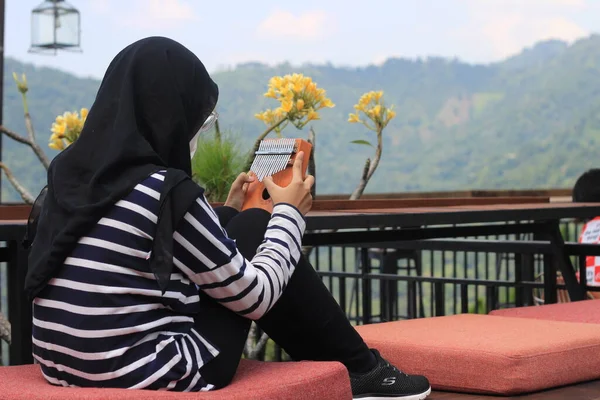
[263,152,314,215]
[224,172,255,212]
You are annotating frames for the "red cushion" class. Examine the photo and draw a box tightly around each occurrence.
[355,314,600,395]
[489,299,600,323]
[0,359,352,400]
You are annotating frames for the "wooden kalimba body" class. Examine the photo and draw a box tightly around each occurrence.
[242,138,312,212]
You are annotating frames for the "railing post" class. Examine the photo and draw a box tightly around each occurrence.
[515,253,535,307]
[380,251,397,322]
[542,252,558,304]
[360,248,372,325]
[547,221,584,301]
[579,255,588,298]
[486,285,497,312]
[434,282,445,317]
[407,281,417,319]
[460,284,469,313]
[7,240,32,365]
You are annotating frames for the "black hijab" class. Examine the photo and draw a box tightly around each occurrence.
[24,36,219,301]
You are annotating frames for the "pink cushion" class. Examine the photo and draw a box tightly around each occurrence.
[355,314,600,395]
[0,359,352,400]
[489,299,600,323]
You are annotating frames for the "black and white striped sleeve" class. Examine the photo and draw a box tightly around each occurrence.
[172,195,306,320]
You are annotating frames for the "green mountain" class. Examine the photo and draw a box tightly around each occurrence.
[3,35,600,202]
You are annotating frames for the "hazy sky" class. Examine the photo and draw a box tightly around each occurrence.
[5,0,599,80]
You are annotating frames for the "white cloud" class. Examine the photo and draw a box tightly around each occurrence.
[461,0,589,11]
[256,10,333,40]
[372,54,390,66]
[483,15,587,58]
[453,0,590,60]
[90,0,110,14]
[117,0,197,29]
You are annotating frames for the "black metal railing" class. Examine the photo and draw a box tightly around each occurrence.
[305,218,593,324]
[257,218,598,361]
[2,218,599,365]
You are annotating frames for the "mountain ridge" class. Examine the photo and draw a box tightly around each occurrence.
[1,36,598,201]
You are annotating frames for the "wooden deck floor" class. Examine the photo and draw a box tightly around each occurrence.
[432,379,600,400]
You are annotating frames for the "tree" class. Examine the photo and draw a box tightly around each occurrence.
[242,73,335,360]
[0,72,85,348]
[347,91,396,199]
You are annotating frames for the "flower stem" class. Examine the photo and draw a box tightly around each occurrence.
[350,124,383,200]
[244,118,288,171]
[20,93,28,115]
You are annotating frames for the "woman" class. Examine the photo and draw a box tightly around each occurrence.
[24,37,430,400]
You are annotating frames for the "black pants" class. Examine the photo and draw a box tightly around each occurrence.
[196,207,376,389]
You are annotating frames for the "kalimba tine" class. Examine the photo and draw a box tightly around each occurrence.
[241,138,312,212]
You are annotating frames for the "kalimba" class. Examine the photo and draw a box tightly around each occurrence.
[242,138,312,212]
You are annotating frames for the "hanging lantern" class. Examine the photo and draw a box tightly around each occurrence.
[29,0,81,55]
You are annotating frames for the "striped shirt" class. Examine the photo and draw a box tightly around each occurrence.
[31,170,306,391]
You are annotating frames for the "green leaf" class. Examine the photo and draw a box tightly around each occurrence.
[350,139,374,147]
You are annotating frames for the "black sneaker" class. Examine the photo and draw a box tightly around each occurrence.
[349,349,431,400]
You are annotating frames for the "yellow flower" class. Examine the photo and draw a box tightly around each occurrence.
[269,76,284,89]
[256,73,333,129]
[51,122,66,137]
[48,136,65,150]
[64,112,79,130]
[348,90,395,130]
[255,110,277,125]
[12,72,28,94]
[305,82,317,96]
[281,100,293,113]
[48,107,89,151]
[283,88,295,101]
[320,98,334,109]
[372,105,382,117]
[307,110,319,121]
[264,88,277,99]
[293,79,304,93]
[358,93,371,108]
[272,107,284,119]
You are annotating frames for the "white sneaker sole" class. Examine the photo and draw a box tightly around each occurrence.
[353,386,432,400]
